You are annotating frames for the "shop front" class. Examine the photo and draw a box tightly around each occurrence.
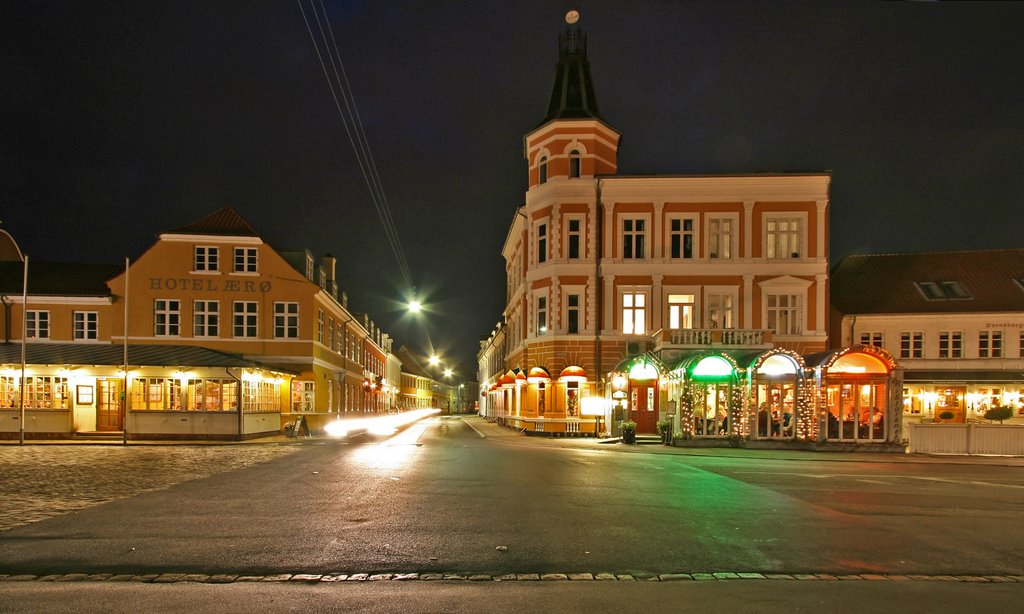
[806,345,902,444]
[747,349,813,441]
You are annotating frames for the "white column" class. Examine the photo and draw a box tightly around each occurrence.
[653,201,664,259]
[743,200,754,259]
[743,274,754,329]
[816,273,827,338]
[816,199,828,260]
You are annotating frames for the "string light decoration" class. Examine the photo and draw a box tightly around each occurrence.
[794,379,816,441]
[729,376,748,438]
[678,383,695,438]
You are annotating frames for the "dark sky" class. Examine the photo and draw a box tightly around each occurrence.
[3,1,1023,378]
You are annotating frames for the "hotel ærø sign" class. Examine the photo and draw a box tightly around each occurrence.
[148,277,272,293]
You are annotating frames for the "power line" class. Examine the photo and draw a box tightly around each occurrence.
[297,0,414,291]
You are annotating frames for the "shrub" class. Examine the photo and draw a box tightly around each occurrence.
[619,420,637,432]
[984,406,1013,423]
[656,418,673,434]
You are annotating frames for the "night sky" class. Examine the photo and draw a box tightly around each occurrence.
[2,1,1022,378]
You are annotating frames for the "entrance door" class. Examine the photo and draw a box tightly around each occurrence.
[630,383,658,434]
[96,379,123,431]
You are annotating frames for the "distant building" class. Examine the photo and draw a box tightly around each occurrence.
[478,15,901,446]
[831,249,1024,424]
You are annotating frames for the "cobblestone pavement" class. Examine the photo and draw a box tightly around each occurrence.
[0,444,301,532]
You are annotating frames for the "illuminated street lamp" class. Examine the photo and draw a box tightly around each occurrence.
[408,300,422,313]
[443,368,453,378]
[429,355,440,366]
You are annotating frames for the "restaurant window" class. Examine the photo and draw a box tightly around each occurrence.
[536,222,547,264]
[939,331,963,359]
[765,216,802,259]
[16,376,70,409]
[568,149,581,178]
[194,246,219,272]
[693,383,732,437]
[243,380,280,412]
[233,301,258,338]
[26,310,49,339]
[669,217,695,259]
[567,218,582,259]
[566,381,580,417]
[706,294,734,329]
[292,381,315,412]
[185,378,237,411]
[825,382,887,442]
[566,293,580,334]
[73,311,98,340]
[766,294,801,335]
[859,332,883,348]
[622,218,646,259]
[707,217,733,259]
[537,382,546,415]
[900,332,923,359]
[622,292,646,335]
[154,299,181,337]
[979,330,1003,358]
[536,295,547,335]
[233,247,257,273]
[668,294,695,329]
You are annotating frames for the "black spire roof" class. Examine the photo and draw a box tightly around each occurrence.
[540,16,605,125]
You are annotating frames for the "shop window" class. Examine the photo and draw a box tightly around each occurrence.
[825,382,887,441]
[9,376,69,409]
[755,383,795,439]
[693,383,731,437]
[292,381,315,412]
[194,246,219,272]
[154,299,181,336]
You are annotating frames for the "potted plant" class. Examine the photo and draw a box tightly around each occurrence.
[656,418,673,444]
[938,410,955,422]
[619,420,637,444]
[984,406,1013,424]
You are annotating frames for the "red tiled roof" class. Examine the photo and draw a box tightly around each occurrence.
[831,249,1024,315]
[169,207,260,237]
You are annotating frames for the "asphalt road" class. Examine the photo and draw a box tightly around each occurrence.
[1,416,1022,579]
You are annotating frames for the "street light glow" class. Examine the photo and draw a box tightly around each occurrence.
[429,355,440,366]
[408,300,422,313]
[443,368,453,378]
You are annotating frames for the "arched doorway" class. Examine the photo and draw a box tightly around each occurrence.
[809,346,900,444]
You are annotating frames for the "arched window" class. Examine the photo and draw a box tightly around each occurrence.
[569,149,581,178]
[539,156,548,184]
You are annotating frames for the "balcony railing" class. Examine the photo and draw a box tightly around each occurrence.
[657,328,771,348]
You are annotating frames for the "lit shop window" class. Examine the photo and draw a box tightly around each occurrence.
[292,381,315,412]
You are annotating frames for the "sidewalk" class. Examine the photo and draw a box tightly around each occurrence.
[460,415,1024,467]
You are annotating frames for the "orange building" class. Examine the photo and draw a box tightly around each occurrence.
[0,210,397,439]
[478,15,901,447]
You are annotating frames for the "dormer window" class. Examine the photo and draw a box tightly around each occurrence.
[569,149,581,178]
[539,156,548,184]
[915,280,972,300]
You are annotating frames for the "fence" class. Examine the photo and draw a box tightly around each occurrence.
[906,422,1024,455]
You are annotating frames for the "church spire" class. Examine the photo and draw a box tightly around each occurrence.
[541,10,604,124]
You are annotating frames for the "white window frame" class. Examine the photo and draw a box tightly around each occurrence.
[979,330,1003,358]
[26,310,50,339]
[706,214,737,259]
[667,293,696,330]
[620,214,650,260]
[292,380,315,413]
[535,293,548,336]
[939,331,963,359]
[273,302,300,339]
[565,216,584,260]
[764,213,806,259]
[193,300,219,337]
[194,246,219,272]
[900,331,923,359]
[758,277,811,336]
[620,289,649,335]
[154,299,181,337]
[859,332,884,348]
[704,290,736,330]
[535,220,548,265]
[667,215,697,260]
[233,247,258,273]
[233,301,258,338]
[564,286,584,335]
[73,311,98,340]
